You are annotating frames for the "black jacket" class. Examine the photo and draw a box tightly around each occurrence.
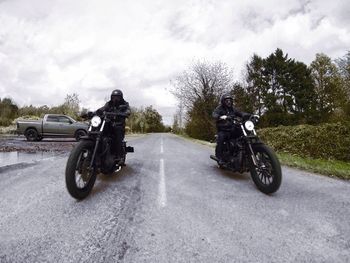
[212,104,246,131]
[96,99,131,125]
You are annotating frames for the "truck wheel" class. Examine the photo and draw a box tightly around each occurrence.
[25,128,39,141]
[75,130,87,141]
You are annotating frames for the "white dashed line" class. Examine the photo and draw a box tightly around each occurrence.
[158,158,167,208]
[160,136,164,153]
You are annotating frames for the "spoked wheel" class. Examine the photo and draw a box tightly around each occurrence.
[249,144,282,194]
[65,140,97,200]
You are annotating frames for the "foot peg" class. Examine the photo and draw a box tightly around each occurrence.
[126,146,134,153]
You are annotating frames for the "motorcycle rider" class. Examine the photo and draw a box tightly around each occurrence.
[212,93,249,166]
[95,89,131,163]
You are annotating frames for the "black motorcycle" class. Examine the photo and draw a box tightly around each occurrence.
[65,109,134,200]
[210,115,282,194]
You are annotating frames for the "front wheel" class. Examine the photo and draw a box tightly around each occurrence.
[249,144,282,194]
[65,140,96,200]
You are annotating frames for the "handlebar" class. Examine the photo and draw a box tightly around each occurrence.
[225,114,259,124]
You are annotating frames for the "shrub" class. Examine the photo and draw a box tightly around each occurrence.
[259,122,350,162]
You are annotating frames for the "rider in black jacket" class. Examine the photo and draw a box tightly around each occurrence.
[212,93,249,166]
[96,89,131,161]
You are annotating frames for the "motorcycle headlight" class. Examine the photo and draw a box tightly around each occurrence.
[91,116,102,127]
[244,120,255,131]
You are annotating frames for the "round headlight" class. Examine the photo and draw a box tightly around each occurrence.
[91,116,102,127]
[244,120,255,131]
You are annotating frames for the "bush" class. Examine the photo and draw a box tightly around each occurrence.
[259,122,350,162]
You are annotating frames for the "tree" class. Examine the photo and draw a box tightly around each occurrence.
[143,106,164,132]
[172,104,185,134]
[287,61,316,122]
[172,60,234,140]
[232,83,253,113]
[310,53,346,121]
[244,49,316,126]
[245,54,266,115]
[62,93,80,119]
[336,51,350,116]
[336,51,350,92]
[126,106,165,133]
[0,97,18,126]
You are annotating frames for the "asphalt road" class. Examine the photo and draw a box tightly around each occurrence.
[0,133,349,262]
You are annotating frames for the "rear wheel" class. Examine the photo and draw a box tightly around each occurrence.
[65,140,96,200]
[25,128,39,141]
[249,144,282,194]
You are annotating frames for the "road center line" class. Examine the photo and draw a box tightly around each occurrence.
[158,158,167,208]
[160,137,164,153]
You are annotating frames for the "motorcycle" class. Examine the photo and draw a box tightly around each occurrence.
[65,109,134,200]
[210,115,282,194]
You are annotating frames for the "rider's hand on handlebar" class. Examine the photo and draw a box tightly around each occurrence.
[250,114,260,123]
[220,115,228,120]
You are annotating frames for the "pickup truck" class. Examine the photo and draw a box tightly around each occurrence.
[16,114,89,141]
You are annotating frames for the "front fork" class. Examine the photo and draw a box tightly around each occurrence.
[247,142,267,171]
[247,143,258,166]
[89,136,100,170]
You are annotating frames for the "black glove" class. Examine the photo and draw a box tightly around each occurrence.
[95,109,103,116]
[250,114,260,123]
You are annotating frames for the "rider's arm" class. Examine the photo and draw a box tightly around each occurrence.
[95,102,109,116]
[212,106,222,120]
[117,102,131,118]
[234,108,252,119]
[122,102,131,117]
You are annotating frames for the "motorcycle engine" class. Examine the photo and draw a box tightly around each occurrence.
[101,137,117,174]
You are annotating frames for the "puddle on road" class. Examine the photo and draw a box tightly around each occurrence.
[0,151,60,166]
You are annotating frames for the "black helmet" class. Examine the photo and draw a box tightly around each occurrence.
[111,89,123,100]
[220,93,233,105]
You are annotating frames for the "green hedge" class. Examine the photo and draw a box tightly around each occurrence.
[259,122,350,162]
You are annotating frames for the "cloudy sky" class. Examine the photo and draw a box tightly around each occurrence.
[0,0,349,124]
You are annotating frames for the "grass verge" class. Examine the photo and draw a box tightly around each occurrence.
[177,134,350,180]
[277,152,350,180]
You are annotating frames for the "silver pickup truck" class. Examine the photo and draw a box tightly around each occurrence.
[16,114,89,141]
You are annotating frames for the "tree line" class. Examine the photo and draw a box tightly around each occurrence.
[0,94,166,133]
[172,49,350,140]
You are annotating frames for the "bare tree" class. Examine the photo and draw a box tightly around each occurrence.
[171,60,234,140]
[172,60,233,110]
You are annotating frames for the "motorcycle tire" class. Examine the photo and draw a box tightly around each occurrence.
[65,140,97,200]
[249,144,282,194]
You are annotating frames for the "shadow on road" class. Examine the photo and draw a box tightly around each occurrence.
[212,165,251,181]
[90,165,137,197]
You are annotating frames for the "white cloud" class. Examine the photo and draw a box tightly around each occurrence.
[0,0,349,125]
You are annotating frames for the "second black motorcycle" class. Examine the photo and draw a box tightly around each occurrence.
[65,109,134,200]
[210,115,282,194]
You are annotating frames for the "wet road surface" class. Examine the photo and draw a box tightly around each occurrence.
[0,133,349,262]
